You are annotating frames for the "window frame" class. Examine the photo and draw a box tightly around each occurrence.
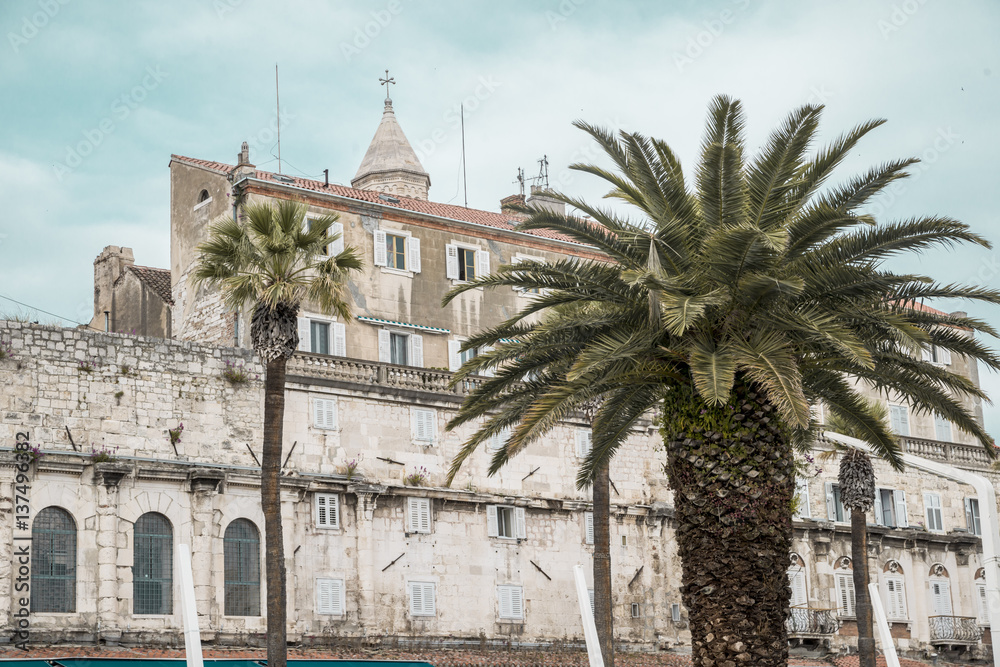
[497,584,525,621]
[889,404,910,436]
[411,407,437,445]
[406,497,432,534]
[223,518,261,617]
[407,580,436,617]
[825,482,848,523]
[874,488,908,528]
[576,428,593,458]
[934,413,952,442]
[835,571,856,618]
[132,512,173,616]
[297,315,346,357]
[884,575,908,621]
[487,504,527,540]
[316,577,346,616]
[315,493,341,530]
[966,497,982,536]
[31,506,78,614]
[305,214,344,258]
[584,511,594,545]
[312,396,338,430]
[924,492,944,532]
[378,329,423,368]
[373,228,420,275]
[446,241,489,284]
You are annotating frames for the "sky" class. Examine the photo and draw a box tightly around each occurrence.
[1,0,998,435]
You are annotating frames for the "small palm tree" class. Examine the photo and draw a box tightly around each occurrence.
[444,96,1000,666]
[192,199,362,667]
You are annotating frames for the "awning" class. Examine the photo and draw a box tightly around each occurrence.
[356,316,450,334]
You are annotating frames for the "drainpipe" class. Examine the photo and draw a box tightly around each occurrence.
[824,431,1000,667]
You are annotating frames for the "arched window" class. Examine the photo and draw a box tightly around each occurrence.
[224,519,260,616]
[787,553,808,608]
[32,507,76,613]
[882,560,907,620]
[134,512,173,615]
[198,189,210,203]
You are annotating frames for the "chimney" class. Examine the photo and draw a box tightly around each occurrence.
[500,194,526,214]
[92,246,134,329]
[232,140,256,180]
[526,185,565,216]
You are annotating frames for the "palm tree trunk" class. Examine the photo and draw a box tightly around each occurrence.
[851,508,876,667]
[593,460,614,667]
[664,382,793,667]
[263,357,287,667]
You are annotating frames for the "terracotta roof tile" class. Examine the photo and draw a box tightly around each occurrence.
[116,264,174,305]
[169,155,584,246]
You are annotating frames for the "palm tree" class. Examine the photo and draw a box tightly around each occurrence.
[192,199,362,667]
[443,95,1000,667]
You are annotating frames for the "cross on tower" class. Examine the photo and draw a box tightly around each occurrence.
[379,69,395,102]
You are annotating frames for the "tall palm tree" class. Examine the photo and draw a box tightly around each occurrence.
[444,96,1000,667]
[192,199,362,667]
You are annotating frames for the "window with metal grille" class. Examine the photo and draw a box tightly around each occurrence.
[133,512,173,615]
[224,519,261,616]
[31,506,77,613]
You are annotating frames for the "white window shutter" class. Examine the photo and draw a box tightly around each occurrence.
[825,482,836,521]
[297,317,311,352]
[317,494,328,526]
[794,477,811,519]
[330,222,345,256]
[330,579,344,616]
[313,398,336,429]
[378,329,391,363]
[408,236,421,273]
[894,490,908,528]
[409,583,422,616]
[425,583,436,616]
[589,589,595,615]
[978,583,988,623]
[410,334,423,367]
[407,498,419,532]
[487,505,499,537]
[446,244,459,279]
[419,498,431,532]
[921,346,933,362]
[329,495,339,528]
[514,507,527,539]
[317,579,332,613]
[966,498,975,532]
[481,344,495,377]
[374,230,387,266]
[498,586,512,618]
[477,249,491,276]
[448,340,462,372]
[411,409,434,443]
[510,586,523,620]
[585,512,594,545]
[332,322,346,357]
[576,429,592,457]
[938,346,952,365]
[874,490,884,526]
[788,568,807,608]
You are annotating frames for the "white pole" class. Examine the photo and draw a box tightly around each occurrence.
[177,543,204,667]
[824,432,1000,667]
[573,564,605,667]
[868,582,901,667]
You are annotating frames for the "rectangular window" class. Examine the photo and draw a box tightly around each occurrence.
[407,497,431,534]
[487,425,512,452]
[977,583,988,624]
[297,317,346,356]
[487,505,526,540]
[446,244,489,281]
[924,492,943,532]
[379,330,423,367]
[835,572,856,617]
[391,332,408,365]
[512,255,543,294]
[306,217,344,257]
[885,576,907,620]
[584,512,594,545]
[386,233,407,270]
[315,493,340,529]
[316,578,345,616]
[408,581,436,617]
[934,413,952,442]
[966,498,982,536]
[458,247,477,281]
[497,585,524,620]
[576,428,593,458]
[825,483,847,522]
[922,345,952,365]
[312,397,337,430]
[411,408,436,444]
[788,566,807,608]
[889,404,910,435]
[874,488,908,528]
[930,579,952,616]
[631,602,641,618]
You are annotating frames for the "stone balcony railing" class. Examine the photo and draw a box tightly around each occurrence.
[786,607,840,637]
[900,436,996,471]
[929,615,982,644]
[286,352,487,400]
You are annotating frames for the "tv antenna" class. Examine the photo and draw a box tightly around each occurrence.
[527,155,549,189]
[513,167,525,196]
[275,64,282,174]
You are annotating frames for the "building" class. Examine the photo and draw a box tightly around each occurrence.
[0,92,994,658]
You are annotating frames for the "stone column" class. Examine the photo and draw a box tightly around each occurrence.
[189,469,225,635]
[351,484,385,632]
[94,463,131,645]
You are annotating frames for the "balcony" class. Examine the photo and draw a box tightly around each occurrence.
[786,607,840,638]
[900,436,994,471]
[286,353,486,400]
[929,615,982,645]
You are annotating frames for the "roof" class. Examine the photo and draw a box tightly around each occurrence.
[116,265,174,305]
[168,155,585,246]
[352,99,430,185]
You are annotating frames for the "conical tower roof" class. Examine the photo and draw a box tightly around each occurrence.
[352,98,431,200]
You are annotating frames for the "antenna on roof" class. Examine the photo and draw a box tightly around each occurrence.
[461,103,468,208]
[275,64,282,175]
[526,156,549,190]
[514,167,525,196]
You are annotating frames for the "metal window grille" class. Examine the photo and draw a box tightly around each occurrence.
[31,506,77,613]
[224,519,261,616]
[133,512,173,615]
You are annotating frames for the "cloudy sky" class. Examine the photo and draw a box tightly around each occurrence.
[1,0,998,434]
